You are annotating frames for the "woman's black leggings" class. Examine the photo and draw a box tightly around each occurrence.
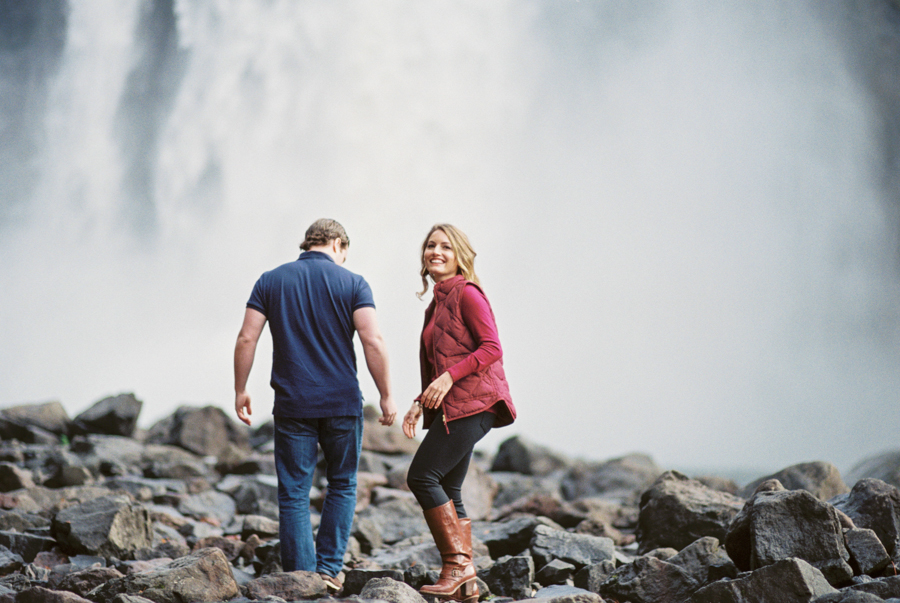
[406,411,495,518]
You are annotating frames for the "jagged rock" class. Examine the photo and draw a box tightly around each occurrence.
[536,558,576,585]
[494,493,587,528]
[177,490,236,526]
[491,436,570,477]
[573,559,616,593]
[473,516,539,559]
[355,498,428,545]
[0,464,34,492]
[0,546,23,577]
[561,453,661,503]
[816,588,892,602]
[219,474,279,518]
[685,558,838,602]
[68,435,145,476]
[0,532,58,564]
[0,511,48,534]
[530,525,615,569]
[342,568,405,595]
[846,451,900,490]
[16,586,94,603]
[54,567,124,598]
[598,556,700,603]
[833,478,900,559]
[51,495,153,560]
[241,515,279,541]
[490,471,563,508]
[244,570,328,600]
[844,528,891,576]
[693,475,740,495]
[70,394,142,438]
[666,536,738,585]
[359,576,426,603]
[741,462,849,501]
[842,575,900,599]
[725,487,853,585]
[532,584,602,603]
[0,402,70,437]
[140,445,208,479]
[144,406,250,458]
[636,470,744,553]
[483,554,534,599]
[87,547,239,603]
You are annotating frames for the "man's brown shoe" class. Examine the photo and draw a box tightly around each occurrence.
[319,573,342,593]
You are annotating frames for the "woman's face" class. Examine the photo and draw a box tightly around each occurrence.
[424,229,459,283]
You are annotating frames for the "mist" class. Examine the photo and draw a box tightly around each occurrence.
[2,0,900,478]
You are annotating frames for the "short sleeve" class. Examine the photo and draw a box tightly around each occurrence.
[353,276,376,311]
[246,276,267,316]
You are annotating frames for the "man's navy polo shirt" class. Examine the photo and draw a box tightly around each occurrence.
[247,251,375,418]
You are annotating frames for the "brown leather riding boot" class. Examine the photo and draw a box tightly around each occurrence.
[457,517,479,602]
[420,501,477,602]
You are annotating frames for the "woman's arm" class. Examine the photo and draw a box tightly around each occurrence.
[446,284,503,381]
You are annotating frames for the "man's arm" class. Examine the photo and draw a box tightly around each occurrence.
[234,307,267,426]
[353,306,396,426]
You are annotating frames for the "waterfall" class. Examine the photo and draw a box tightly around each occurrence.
[2,0,899,473]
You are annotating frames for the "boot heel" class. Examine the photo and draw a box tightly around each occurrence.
[450,579,478,602]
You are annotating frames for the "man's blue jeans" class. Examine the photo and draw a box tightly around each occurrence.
[273,414,362,576]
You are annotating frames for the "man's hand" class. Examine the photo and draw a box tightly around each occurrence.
[235,391,253,426]
[379,395,397,426]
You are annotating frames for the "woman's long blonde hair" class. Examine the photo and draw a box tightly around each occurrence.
[418,223,480,299]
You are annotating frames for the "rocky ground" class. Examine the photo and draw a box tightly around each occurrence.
[1,394,900,603]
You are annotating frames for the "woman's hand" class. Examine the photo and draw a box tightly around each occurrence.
[402,402,423,439]
[420,371,454,410]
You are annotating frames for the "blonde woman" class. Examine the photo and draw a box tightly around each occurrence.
[403,224,516,603]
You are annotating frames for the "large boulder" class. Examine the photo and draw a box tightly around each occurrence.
[51,495,153,560]
[832,478,900,559]
[843,528,891,576]
[684,558,837,603]
[491,436,570,476]
[482,554,534,600]
[741,462,849,501]
[636,470,744,553]
[87,547,240,603]
[70,394,142,438]
[144,405,249,457]
[561,453,662,502]
[725,485,853,585]
[0,402,70,437]
[666,536,739,585]
[530,524,615,569]
[473,515,540,559]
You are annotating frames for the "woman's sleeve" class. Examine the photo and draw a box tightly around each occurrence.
[446,284,503,382]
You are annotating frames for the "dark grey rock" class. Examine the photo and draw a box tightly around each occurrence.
[845,575,900,599]
[536,558,576,586]
[241,515,279,541]
[368,536,442,570]
[847,451,900,490]
[144,405,250,458]
[0,463,35,492]
[140,444,208,479]
[87,547,240,603]
[473,515,539,559]
[356,498,428,545]
[176,489,236,525]
[490,471,563,508]
[532,584,602,603]
[598,556,700,603]
[490,436,570,477]
[815,589,890,602]
[636,470,744,554]
[244,570,328,600]
[359,577,426,603]
[741,462,849,501]
[54,566,125,597]
[726,487,853,585]
[0,531,57,564]
[685,558,838,603]
[342,568,405,596]
[845,528,891,576]
[71,394,142,438]
[833,478,900,558]
[51,495,153,560]
[16,586,94,603]
[0,511,49,534]
[0,546,23,577]
[483,554,534,600]
[573,559,615,593]
[666,536,739,585]
[530,525,615,569]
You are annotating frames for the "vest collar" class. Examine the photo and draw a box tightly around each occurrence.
[432,274,466,301]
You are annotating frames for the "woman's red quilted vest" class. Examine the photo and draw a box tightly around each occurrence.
[420,275,515,430]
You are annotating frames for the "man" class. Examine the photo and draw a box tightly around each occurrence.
[234,218,396,590]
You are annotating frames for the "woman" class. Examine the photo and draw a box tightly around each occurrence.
[403,224,516,603]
